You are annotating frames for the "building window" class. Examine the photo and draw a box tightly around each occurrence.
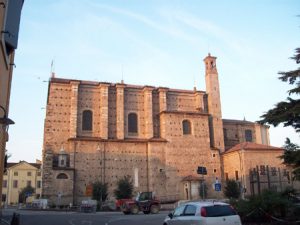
[37,171,41,176]
[260,165,266,175]
[27,171,32,176]
[2,194,6,202]
[182,120,191,135]
[271,167,277,176]
[56,173,68,179]
[235,171,239,181]
[2,180,7,188]
[14,171,18,176]
[82,110,93,131]
[223,128,228,140]
[27,181,31,187]
[37,181,41,189]
[225,173,229,181]
[13,180,18,188]
[245,129,253,142]
[128,113,138,134]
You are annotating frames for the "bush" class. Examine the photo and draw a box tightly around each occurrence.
[224,179,240,199]
[235,189,293,223]
[92,181,108,202]
[114,176,134,199]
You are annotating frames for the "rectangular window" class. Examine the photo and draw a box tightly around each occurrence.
[235,171,239,181]
[245,130,253,142]
[37,181,41,189]
[260,165,266,175]
[37,171,41,176]
[2,194,6,202]
[13,180,18,188]
[271,167,277,176]
[14,171,18,176]
[2,180,7,188]
[27,181,31,187]
[27,171,32,176]
[225,173,229,181]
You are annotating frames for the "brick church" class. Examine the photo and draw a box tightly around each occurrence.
[42,54,286,205]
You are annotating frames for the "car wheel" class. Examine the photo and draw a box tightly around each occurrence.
[143,210,150,214]
[150,205,159,214]
[130,205,139,214]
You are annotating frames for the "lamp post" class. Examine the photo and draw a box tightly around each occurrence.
[0,105,14,216]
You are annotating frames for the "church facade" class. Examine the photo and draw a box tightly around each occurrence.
[42,54,272,205]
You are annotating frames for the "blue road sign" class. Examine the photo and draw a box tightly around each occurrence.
[214,183,221,192]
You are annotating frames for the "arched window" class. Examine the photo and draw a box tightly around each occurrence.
[82,110,93,131]
[128,113,138,133]
[182,120,191,135]
[56,173,68,179]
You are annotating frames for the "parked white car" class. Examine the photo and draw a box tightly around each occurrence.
[163,201,242,225]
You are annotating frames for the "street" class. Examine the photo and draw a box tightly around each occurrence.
[2,209,169,225]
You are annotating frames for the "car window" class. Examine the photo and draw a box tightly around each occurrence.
[184,205,196,216]
[173,205,186,217]
[204,205,237,217]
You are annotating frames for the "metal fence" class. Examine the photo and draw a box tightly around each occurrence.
[249,165,291,195]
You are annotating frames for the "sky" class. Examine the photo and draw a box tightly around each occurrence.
[6,0,300,162]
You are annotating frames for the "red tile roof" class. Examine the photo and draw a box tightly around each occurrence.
[224,142,283,154]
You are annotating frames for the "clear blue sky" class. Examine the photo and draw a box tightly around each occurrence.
[7,0,300,162]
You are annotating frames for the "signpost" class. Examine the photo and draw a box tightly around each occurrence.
[214,183,221,192]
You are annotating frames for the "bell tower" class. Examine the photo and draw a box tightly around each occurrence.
[204,53,225,152]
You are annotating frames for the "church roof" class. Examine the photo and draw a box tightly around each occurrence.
[7,161,41,169]
[223,119,255,125]
[224,142,283,154]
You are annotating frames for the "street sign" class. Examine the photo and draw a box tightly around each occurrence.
[214,183,221,192]
[197,166,207,175]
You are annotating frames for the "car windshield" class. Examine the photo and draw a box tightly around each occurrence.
[204,205,237,217]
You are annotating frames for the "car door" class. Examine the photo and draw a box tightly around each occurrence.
[167,205,186,225]
[179,204,200,225]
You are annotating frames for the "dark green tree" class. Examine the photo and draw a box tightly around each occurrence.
[114,176,133,199]
[92,181,108,202]
[280,138,300,180]
[224,179,240,199]
[19,185,35,203]
[259,48,300,132]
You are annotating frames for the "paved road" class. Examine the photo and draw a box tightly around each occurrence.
[2,209,169,225]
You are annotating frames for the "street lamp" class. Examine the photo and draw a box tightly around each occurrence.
[0,105,14,130]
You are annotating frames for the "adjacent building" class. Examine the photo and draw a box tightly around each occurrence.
[0,0,24,206]
[41,54,288,205]
[2,160,42,205]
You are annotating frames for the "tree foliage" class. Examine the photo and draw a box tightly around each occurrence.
[114,176,133,200]
[19,185,35,203]
[259,48,300,132]
[92,181,108,202]
[224,179,240,199]
[280,138,300,180]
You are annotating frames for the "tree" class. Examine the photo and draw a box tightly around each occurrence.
[259,48,300,132]
[114,176,134,199]
[280,138,300,180]
[92,181,108,202]
[19,185,35,203]
[224,179,240,199]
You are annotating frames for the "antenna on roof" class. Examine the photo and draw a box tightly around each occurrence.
[193,75,196,91]
[51,59,55,78]
[243,116,246,121]
[121,64,124,84]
